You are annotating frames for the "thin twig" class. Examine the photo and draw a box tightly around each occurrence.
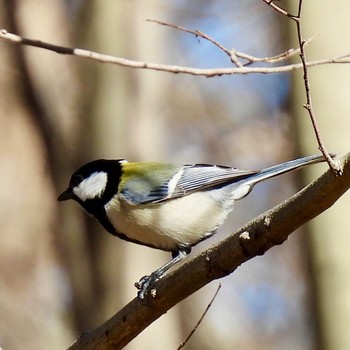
[235,34,317,65]
[293,1,340,173]
[261,0,297,18]
[147,19,315,67]
[1,29,350,78]
[177,284,222,350]
[262,0,340,173]
[146,19,243,67]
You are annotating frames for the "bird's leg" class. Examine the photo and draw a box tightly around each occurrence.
[135,248,189,300]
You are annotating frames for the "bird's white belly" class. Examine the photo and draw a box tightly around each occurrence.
[105,191,233,251]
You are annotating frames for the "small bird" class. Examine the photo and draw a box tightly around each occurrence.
[58,154,328,299]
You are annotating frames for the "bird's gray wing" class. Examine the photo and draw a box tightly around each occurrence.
[120,163,259,205]
[168,164,259,198]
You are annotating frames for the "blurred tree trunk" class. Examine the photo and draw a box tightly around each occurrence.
[290,1,350,349]
[0,0,81,348]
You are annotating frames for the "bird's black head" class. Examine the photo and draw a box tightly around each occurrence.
[57,159,124,215]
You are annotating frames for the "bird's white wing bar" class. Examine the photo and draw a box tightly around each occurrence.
[171,164,259,196]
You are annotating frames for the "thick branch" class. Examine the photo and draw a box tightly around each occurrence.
[67,153,350,350]
[1,29,350,77]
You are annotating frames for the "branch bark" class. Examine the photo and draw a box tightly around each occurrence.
[67,153,350,350]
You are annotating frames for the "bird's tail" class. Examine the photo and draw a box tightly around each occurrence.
[245,154,333,186]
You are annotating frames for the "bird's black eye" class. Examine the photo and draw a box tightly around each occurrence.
[70,174,84,187]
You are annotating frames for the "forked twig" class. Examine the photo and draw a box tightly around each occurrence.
[233,34,317,65]
[293,1,340,173]
[0,7,346,172]
[146,19,243,67]
[261,0,297,18]
[1,28,350,77]
[147,19,315,67]
[262,0,339,173]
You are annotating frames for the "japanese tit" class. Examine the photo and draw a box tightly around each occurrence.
[58,154,328,299]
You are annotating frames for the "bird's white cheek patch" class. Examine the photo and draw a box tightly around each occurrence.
[73,172,108,201]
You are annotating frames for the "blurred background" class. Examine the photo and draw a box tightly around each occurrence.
[0,1,349,349]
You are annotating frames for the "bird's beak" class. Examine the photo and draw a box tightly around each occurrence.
[57,188,74,201]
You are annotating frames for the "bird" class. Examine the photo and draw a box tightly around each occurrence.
[58,154,329,299]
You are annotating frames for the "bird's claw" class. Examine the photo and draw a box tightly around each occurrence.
[135,273,160,300]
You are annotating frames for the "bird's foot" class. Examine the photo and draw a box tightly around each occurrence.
[134,272,161,300]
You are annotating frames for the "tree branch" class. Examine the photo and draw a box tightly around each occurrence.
[261,0,296,18]
[146,19,244,67]
[1,28,350,77]
[262,0,337,171]
[146,19,316,66]
[293,2,338,172]
[67,153,350,350]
